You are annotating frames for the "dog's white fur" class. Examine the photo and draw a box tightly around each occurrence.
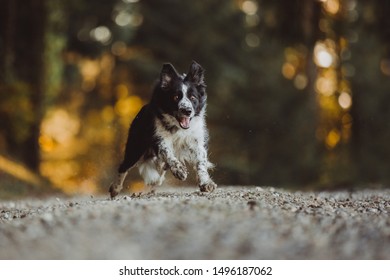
[142,108,213,186]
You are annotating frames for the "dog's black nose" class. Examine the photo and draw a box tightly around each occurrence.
[180,108,192,116]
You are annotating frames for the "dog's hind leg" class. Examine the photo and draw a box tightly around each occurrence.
[109,159,136,199]
[109,171,129,199]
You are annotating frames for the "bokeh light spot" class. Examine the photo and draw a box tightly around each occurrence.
[338,92,352,109]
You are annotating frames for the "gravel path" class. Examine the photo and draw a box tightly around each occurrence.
[0,186,389,259]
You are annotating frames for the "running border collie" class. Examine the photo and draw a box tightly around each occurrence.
[109,61,217,198]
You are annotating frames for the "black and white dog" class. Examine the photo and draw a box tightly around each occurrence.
[109,61,217,198]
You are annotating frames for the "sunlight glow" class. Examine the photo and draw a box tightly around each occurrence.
[316,76,336,96]
[102,106,115,123]
[39,135,55,152]
[79,58,101,91]
[284,48,300,67]
[115,96,143,118]
[40,109,80,145]
[115,11,132,26]
[241,0,258,15]
[131,180,146,193]
[323,0,340,15]
[116,84,129,99]
[115,12,143,27]
[282,63,296,79]
[0,155,42,186]
[112,41,127,56]
[80,60,100,81]
[338,92,352,109]
[326,129,341,149]
[314,42,334,68]
[90,26,112,44]
[294,74,308,90]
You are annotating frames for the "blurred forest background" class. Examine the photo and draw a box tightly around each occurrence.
[1,0,390,197]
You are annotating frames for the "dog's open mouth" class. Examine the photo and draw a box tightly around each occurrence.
[178,116,191,129]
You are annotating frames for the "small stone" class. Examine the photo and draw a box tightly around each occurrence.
[247,200,258,211]
[40,213,54,225]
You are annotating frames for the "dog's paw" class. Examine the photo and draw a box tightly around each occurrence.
[171,161,188,181]
[109,184,120,199]
[199,181,217,192]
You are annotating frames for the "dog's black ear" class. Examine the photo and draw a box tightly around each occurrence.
[160,63,179,89]
[185,61,206,88]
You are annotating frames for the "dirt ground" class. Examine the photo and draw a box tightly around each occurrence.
[0,186,389,259]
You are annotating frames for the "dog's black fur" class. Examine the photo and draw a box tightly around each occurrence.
[109,61,216,198]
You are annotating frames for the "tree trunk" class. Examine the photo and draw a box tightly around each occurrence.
[0,0,47,171]
[20,0,47,171]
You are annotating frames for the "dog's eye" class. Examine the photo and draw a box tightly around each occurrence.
[173,95,180,102]
[190,95,197,101]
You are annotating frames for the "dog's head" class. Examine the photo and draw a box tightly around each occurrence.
[156,61,207,129]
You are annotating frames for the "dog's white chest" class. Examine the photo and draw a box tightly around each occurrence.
[155,114,205,163]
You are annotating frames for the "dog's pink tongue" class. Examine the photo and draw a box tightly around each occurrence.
[179,117,190,129]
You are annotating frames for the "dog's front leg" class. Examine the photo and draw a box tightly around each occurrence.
[158,142,188,181]
[195,145,217,192]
